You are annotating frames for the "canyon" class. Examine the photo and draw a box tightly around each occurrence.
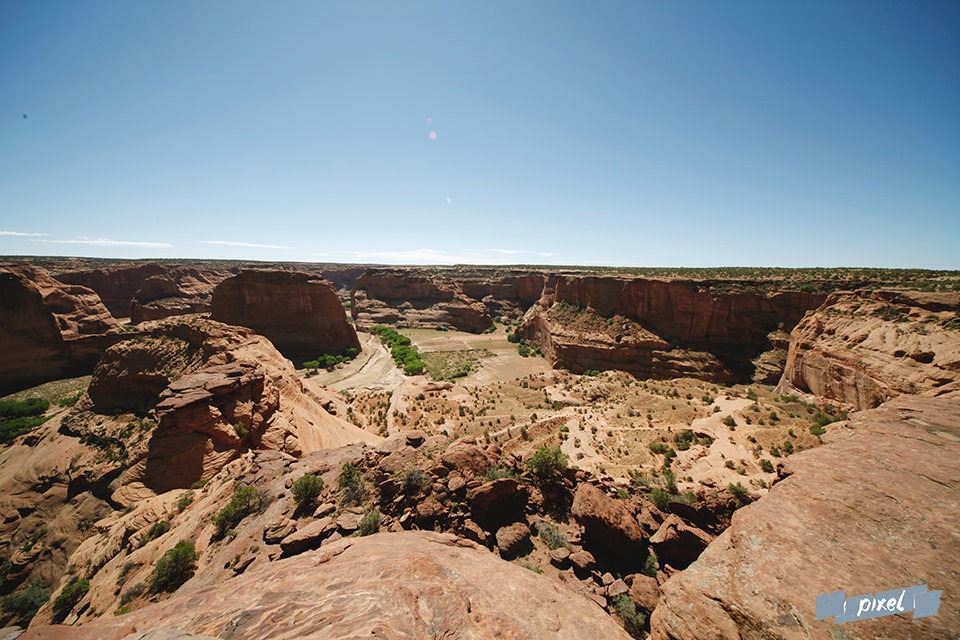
[0,258,957,640]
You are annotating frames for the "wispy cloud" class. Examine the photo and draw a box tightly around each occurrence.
[487,248,524,255]
[37,238,173,248]
[538,252,554,257]
[202,240,289,250]
[0,231,47,237]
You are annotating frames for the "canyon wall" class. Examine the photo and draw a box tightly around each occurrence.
[777,290,960,409]
[520,275,826,382]
[0,266,125,395]
[351,268,494,333]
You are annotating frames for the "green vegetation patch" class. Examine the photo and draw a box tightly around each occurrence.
[420,349,492,381]
[370,325,425,375]
[0,397,50,445]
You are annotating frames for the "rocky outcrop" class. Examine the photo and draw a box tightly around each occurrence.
[0,265,124,395]
[130,267,231,324]
[88,317,378,493]
[458,273,547,320]
[520,276,826,381]
[651,396,960,640]
[351,268,494,333]
[777,290,960,409]
[23,532,632,640]
[212,270,360,361]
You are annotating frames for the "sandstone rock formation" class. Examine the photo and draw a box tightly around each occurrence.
[23,532,632,640]
[520,276,825,382]
[129,267,231,324]
[651,396,960,639]
[351,268,494,332]
[211,270,360,361]
[0,265,124,395]
[777,290,960,409]
[88,317,377,493]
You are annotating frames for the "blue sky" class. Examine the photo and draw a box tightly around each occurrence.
[1,1,958,268]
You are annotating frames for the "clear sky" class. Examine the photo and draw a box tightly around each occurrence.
[1,1,958,268]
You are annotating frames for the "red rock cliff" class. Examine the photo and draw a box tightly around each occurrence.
[0,265,124,395]
[777,290,960,409]
[212,270,360,361]
[521,276,825,381]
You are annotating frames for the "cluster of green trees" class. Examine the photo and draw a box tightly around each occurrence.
[303,347,358,371]
[0,397,50,445]
[370,326,424,375]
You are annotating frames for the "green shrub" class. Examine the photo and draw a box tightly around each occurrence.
[0,397,48,419]
[51,578,89,623]
[1,581,50,626]
[291,474,325,509]
[526,446,568,480]
[175,490,194,512]
[482,466,516,482]
[534,520,569,550]
[338,462,366,506]
[672,429,695,451]
[400,468,429,495]
[610,593,647,637]
[760,458,775,473]
[370,326,425,374]
[648,441,669,455]
[649,487,671,511]
[212,485,264,539]
[722,415,736,428]
[583,369,600,377]
[643,550,658,577]
[358,508,381,536]
[810,423,826,436]
[139,520,170,547]
[728,482,749,503]
[149,541,198,593]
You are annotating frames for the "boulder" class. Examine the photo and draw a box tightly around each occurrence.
[466,478,529,529]
[572,484,646,564]
[648,514,712,570]
[495,522,532,559]
[278,516,336,556]
[628,575,660,613]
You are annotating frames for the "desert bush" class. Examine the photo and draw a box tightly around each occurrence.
[728,482,749,503]
[673,429,695,450]
[643,550,658,577]
[150,541,198,593]
[610,593,647,637]
[291,474,325,509]
[760,458,775,473]
[649,487,671,511]
[338,462,366,506]
[534,520,569,550]
[139,520,170,547]
[648,441,669,455]
[358,508,381,536]
[526,446,568,480]
[51,578,89,623]
[482,466,516,482]
[119,582,146,605]
[175,490,194,512]
[213,485,265,539]
[400,468,429,495]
